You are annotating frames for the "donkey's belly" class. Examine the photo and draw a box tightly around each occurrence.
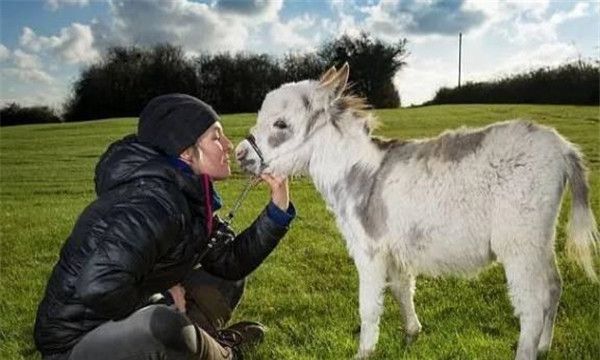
[384,187,494,276]
[390,232,494,277]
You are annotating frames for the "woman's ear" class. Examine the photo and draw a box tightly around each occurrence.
[179,146,195,164]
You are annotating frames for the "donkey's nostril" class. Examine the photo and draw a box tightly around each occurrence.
[236,147,248,160]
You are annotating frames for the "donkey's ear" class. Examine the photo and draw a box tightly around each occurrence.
[319,62,349,99]
[319,66,337,83]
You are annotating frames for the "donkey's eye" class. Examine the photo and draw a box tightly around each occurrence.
[273,119,288,130]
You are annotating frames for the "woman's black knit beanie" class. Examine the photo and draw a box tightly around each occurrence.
[137,94,219,156]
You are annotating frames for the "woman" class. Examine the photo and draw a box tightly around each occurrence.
[34,94,295,360]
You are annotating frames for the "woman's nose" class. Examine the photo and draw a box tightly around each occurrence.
[222,136,233,152]
[235,147,248,161]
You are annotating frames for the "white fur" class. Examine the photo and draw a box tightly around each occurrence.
[235,72,599,359]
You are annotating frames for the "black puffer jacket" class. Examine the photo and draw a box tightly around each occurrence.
[34,135,289,356]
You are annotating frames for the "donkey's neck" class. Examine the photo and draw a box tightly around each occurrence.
[308,125,385,211]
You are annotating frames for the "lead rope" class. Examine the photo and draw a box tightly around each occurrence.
[194,176,260,268]
[224,176,261,226]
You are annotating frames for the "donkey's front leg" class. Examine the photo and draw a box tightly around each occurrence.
[389,271,421,344]
[354,250,387,359]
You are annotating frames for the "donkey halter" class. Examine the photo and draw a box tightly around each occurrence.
[245,134,267,169]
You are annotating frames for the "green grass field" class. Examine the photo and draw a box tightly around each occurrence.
[1,104,598,359]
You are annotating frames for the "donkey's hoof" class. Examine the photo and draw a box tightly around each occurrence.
[354,349,374,359]
[404,332,419,346]
[536,349,550,360]
[537,341,551,355]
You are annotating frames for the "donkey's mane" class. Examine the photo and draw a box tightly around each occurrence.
[337,93,370,114]
[334,91,380,133]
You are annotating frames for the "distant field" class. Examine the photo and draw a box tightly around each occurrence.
[1,104,598,359]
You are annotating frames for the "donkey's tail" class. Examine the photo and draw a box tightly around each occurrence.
[563,147,599,281]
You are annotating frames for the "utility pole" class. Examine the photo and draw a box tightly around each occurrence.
[458,32,462,88]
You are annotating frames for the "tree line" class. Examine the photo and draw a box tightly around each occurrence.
[0,32,408,125]
[427,60,599,106]
[65,33,407,121]
[0,103,61,126]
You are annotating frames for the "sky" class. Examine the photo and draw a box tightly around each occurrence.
[0,0,598,110]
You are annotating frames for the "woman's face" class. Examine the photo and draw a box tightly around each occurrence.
[182,122,233,180]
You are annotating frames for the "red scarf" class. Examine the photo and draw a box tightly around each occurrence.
[201,174,213,236]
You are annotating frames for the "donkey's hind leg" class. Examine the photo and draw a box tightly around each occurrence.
[389,271,422,343]
[500,249,557,360]
[537,257,561,354]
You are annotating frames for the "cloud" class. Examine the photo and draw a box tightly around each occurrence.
[362,0,486,38]
[550,2,589,23]
[464,0,550,24]
[269,15,317,50]
[0,85,66,109]
[20,27,44,52]
[2,67,54,84]
[13,49,43,69]
[510,2,589,44]
[54,23,99,64]
[493,42,581,76]
[395,56,454,106]
[88,18,127,52]
[0,44,9,61]
[464,1,590,45]
[321,0,370,42]
[214,0,283,21]
[45,0,89,11]
[101,0,282,53]
[20,24,99,64]
[3,50,53,84]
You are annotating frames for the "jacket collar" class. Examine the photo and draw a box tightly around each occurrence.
[167,156,222,211]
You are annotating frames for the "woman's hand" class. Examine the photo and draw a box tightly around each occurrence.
[260,174,289,211]
[168,284,186,313]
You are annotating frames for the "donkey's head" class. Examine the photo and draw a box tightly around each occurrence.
[236,63,372,176]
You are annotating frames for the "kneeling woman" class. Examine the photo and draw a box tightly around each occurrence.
[34,94,295,360]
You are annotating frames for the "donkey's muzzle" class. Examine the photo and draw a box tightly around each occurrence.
[245,134,265,164]
[235,137,264,175]
[235,147,248,161]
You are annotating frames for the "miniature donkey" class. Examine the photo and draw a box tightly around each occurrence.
[235,64,599,359]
